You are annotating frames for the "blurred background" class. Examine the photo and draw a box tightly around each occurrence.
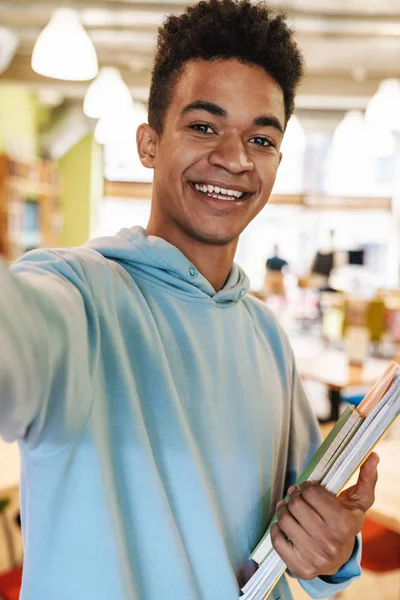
[1,1,400,598]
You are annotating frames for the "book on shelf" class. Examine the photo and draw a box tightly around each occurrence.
[241,361,400,600]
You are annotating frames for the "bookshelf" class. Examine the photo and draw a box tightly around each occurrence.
[0,154,62,261]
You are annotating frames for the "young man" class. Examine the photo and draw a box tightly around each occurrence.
[0,1,378,599]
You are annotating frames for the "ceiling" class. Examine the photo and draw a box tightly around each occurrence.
[2,0,400,116]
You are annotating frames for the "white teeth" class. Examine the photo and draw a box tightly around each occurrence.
[194,183,245,199]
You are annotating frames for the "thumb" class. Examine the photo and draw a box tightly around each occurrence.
[339,452,379,514]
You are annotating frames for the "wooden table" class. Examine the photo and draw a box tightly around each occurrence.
[296,349,391,422]
[342,435,400,535]
[366,437,400,534]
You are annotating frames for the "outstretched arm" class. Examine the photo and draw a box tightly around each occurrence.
[0,253,91,447]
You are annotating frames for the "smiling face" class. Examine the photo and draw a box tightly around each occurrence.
[139,58,285,249]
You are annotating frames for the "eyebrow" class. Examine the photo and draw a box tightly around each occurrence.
[253,115,284,135]
[180,100,284,135]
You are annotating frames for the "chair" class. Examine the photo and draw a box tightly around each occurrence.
[0,498,22,600]
[0,568,22,600]
[361,516,400,572]
[265,271,285,296]
[341,386,367,408]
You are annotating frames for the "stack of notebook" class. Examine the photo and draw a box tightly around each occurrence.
[241,361,400,600]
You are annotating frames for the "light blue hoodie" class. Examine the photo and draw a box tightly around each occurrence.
[0,227,360,600]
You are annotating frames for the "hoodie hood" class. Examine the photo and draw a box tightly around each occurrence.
[85,226,250,304]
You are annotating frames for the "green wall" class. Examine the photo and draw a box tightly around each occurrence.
[0,84,38,155]
[0,83,103,249]
[59,134,103,247]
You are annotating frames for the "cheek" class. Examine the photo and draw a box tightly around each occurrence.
[169,133,210,166]
[158,143,201,178]
[255,159,280,189]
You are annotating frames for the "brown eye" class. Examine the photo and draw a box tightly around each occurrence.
[250,136,272,147]
[190,123,214,134]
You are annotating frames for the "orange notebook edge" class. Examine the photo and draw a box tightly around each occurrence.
[358,361,400,416]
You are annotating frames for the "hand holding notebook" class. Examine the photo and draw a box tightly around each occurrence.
[270,452,379,580]
[242,361,400,600]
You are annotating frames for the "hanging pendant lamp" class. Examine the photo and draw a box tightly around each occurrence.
[32,8,98,81]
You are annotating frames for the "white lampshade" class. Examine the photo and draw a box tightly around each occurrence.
[281,115,306,154]
[0,27,19,74]
[331,111,368,153]
[366,123,395,158]
[365,79,400,133]
[325,111,374,195]
[273,114,306,194]
[332,109,395,158]
[84,67,132,118]
[32,8,98,81]
[94,101,148,145]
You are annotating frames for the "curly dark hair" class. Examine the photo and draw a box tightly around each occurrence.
[148,0,304,134]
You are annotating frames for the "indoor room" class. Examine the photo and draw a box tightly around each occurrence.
[0,1,400,599]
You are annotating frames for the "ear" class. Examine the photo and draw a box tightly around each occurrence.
[278,151,283,166]
[137,123,158,168]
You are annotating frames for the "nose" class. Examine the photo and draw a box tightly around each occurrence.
[208,134,254,174]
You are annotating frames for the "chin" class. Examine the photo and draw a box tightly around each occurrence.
[188,225,241,246]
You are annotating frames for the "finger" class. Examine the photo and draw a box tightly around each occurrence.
[299,482,346,526]
[342,453,379,513]
[286,490,328,545]
[270,522,317,580]
[270,521,293,561]
[275,500,312,548]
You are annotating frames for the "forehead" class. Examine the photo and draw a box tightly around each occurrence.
[169,58,285,125]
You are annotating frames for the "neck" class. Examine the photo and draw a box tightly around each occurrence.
[146,220,238,292]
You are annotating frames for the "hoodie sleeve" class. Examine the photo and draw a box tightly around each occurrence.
[0,250,93,450]
[285,357,362,598]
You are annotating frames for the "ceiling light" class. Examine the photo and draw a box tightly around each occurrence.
[38,88,65,108]
[273,115,306,194]
[32,8,98,81]
[325,111,379,196]
[351,67,366,83]
[84,67,132,119]
[94,101,148,145]
[332,110,394,159]
[281,115,306,154]
[365,79,400,133]
[332,111,369,154]
[0,27,19,74]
